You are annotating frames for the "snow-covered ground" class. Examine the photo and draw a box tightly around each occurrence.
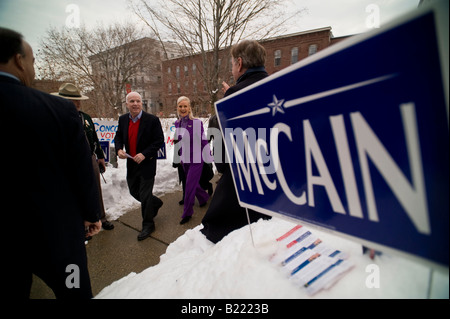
[95,118,449,299]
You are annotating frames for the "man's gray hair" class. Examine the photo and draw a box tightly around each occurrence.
[126,91,142,103]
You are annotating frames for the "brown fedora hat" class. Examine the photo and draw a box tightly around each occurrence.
[51,83,89,100]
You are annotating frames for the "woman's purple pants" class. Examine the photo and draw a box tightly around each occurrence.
[182,162,210,218]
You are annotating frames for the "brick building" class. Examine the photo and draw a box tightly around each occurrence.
[90,37,180,116]
[161,27,350,116]
[160,48,233,116]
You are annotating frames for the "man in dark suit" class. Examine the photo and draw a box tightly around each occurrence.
[0,27,102,298]
[201,40,271,244]
[114,92,164,241]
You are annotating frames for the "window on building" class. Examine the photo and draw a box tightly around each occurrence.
[274,50,281,66]
[142,99,148,112]
[168,67,171,74]
[291,47,298,64]
[308,44,318,56]
[176,66,180,79]
[192,63,197,76]
[177,82,181,94]
[193,80,197,93]
[168,83,172,95]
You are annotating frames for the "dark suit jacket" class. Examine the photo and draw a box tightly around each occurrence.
[114,111,164,179]
[201,68,271,244]
[0,75,101,297]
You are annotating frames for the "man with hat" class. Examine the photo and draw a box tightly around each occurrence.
[52,83,114,231]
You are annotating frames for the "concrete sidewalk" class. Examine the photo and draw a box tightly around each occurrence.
[30,174,219,299]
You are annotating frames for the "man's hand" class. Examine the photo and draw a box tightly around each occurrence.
[117,149,127,159]
[221,81,230,94]
[85,220,102,237]
[98,158,106,172]
[133,153,145,164]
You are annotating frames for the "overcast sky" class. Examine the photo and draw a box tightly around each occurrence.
[0,0,420,51]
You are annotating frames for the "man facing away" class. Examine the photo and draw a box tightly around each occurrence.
[0,27,101,299]
[114,92,165,241]
[201,40,271,244]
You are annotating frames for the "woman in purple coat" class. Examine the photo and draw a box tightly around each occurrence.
[175,96,212,224]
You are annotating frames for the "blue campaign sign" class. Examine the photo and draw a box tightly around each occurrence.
[216,2,449,267]
[100,141,110,163]
[157,142,167,160]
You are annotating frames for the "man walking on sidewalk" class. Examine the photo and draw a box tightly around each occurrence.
[115,92,165,241]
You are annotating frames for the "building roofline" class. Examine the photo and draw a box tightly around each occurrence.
[162,26,336,62]
[88,37,171,60]
[260,26,333,43]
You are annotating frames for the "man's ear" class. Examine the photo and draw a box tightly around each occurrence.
[14,53,25,71]
[237,57,243,72]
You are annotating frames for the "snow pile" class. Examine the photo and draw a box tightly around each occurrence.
[95,217,448,299]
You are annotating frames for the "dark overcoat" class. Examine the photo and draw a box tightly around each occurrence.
[201,68,271,243]
[0,75,101,298]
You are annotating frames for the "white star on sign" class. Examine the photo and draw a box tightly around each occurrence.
[268,95,285,116]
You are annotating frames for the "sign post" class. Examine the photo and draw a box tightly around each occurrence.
[215,1,449,269]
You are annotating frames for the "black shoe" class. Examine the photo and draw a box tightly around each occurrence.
[180,216,191,225]
[102,220,115,230]
[137,224,155,241]
[179,199,184,205]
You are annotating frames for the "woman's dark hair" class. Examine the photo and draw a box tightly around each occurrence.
[0,27,24,64]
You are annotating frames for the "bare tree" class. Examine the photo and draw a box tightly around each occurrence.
[130,0,305,112]
[37,23,154,118]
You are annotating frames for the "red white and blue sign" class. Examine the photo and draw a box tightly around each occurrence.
[215,2,449,267]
